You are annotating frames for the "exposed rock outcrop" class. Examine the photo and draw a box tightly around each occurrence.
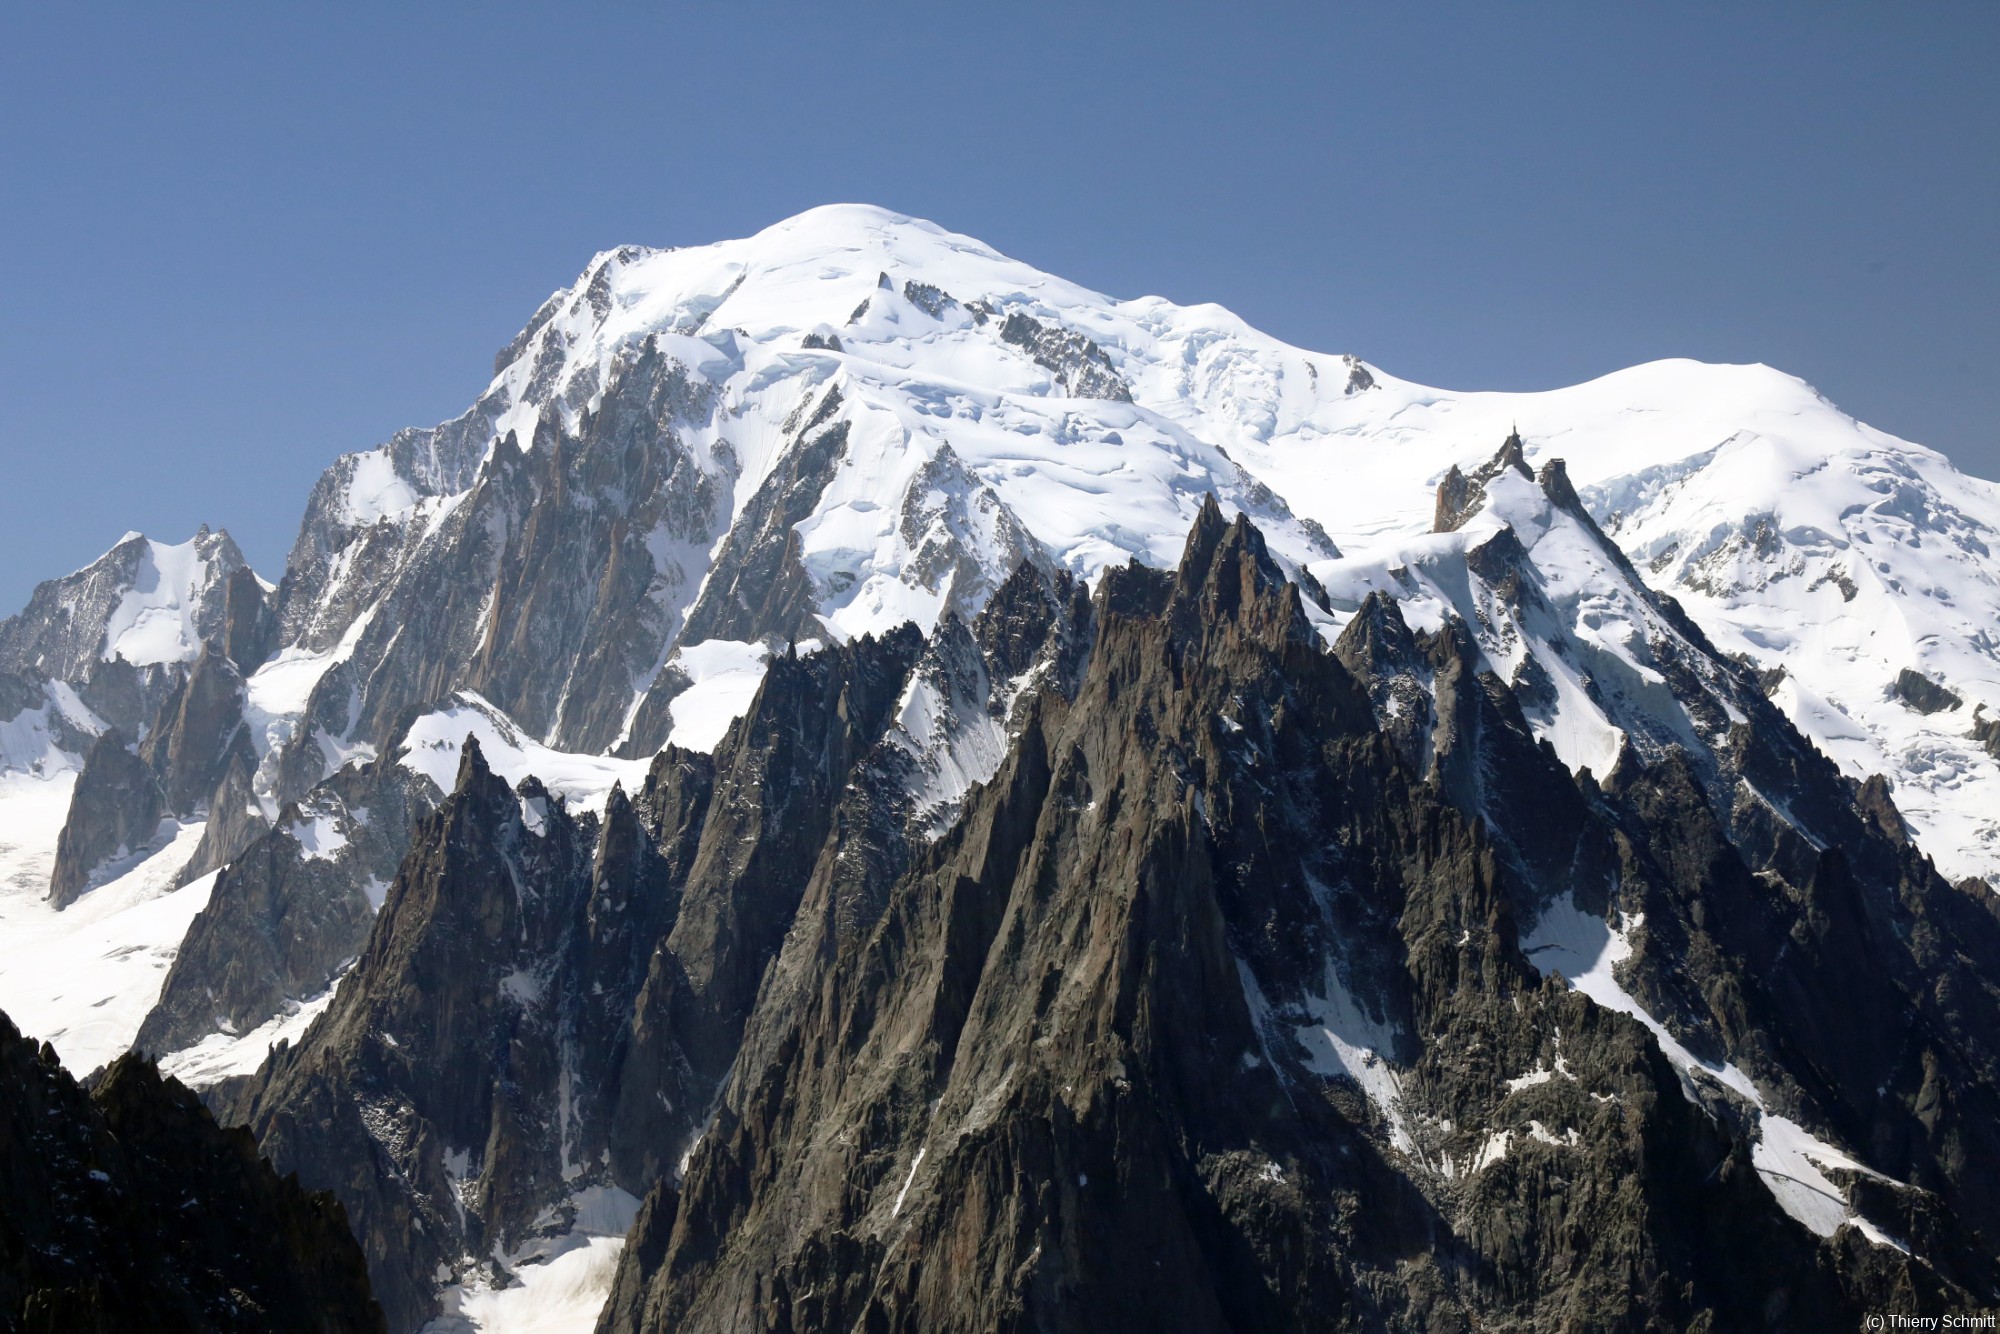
[47,730,167,908]
[598,501,1994,1331]
[138,757,430,1059]
[1894,668,1962,715]
[998,310,1133,401]
[1433,429,1532,533]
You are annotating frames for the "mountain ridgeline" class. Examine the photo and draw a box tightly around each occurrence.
[3,206,1999,1331]
[202,496,2000,1331]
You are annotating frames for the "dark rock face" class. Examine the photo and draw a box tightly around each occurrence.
[607,627,927,1185]
[77,654,153,738]
[49,642,266,903]
[594,501,1996,1332]
[0,670,40,734]
[1894,667,1962,715]
[998,310,1133,401]
[219,742,605,1330]
[189,492,1999,1330]
[47,730,167,908]
[216,621,989,1330]
[900,279,956,319]
[1973,705,2000,761]
[218,565,279,673]
[174,746,269,891]
[275,407,500,658]
[270,344,728,802]
[139,644,253,817]
[138,758,430,1059]
[0,1005,383,1332]
[1341,352,1374,395]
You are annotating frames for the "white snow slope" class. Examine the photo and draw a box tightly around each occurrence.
[0,771,216,1074]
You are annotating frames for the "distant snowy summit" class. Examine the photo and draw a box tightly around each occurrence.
[16,202,1994,882]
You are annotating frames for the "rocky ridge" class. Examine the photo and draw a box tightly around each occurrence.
[0,1004,382,1332]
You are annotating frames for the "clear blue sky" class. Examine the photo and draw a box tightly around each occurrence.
[2,4,1995,610]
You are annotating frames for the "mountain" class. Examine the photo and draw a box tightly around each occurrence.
[1,204,1997,1331]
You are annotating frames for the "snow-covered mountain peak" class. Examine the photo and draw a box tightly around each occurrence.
[0,526,260,682]
[42,204,2000,884]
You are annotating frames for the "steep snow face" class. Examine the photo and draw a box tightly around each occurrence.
[659,640,770,752]
[474,207,1341,592]
[0,774,215,1074]
[0,527,258,691]
[1583,432,2000,886]
[399,693,651,813]
[98,532,240,666]
[158,973,344,1087]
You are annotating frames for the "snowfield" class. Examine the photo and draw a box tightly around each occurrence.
[416,205,1997,880]
[0,772,216,1074]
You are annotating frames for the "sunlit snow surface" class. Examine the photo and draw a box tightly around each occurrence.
[421,1186,641,1334]
[134,202,1976,885]
[663,639,770,752]
[409,205,1997,881]
[159,976,344,1087]
[401,693,651,811]
[99,534,229,666]
[0,773,215,1074]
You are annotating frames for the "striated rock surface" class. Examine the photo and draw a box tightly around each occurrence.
[138,756,431,1059]
[47,730,167,908]
[596,501,1996,1332]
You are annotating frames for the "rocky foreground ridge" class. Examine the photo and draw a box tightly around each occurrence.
[0,1005,382,1332]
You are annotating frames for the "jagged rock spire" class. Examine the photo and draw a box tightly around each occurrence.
[1435,430,1534,533]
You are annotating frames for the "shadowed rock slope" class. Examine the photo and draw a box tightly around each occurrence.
[0,1006,382,1333]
